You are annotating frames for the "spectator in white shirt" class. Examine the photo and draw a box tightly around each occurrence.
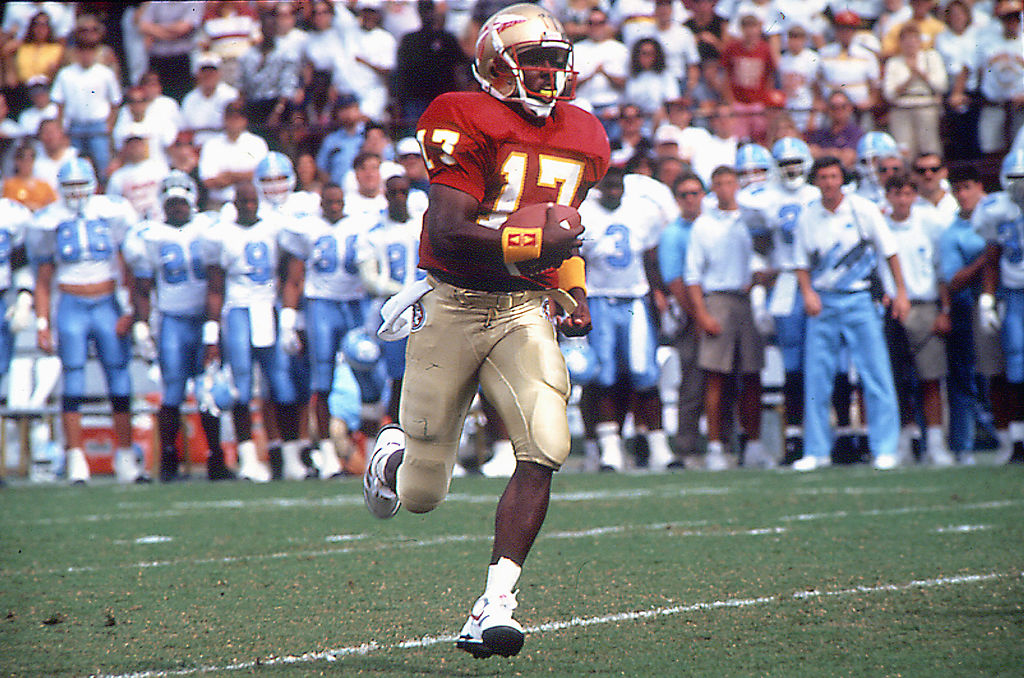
[879,172,954,466]
[50,23,120,178]
[32,117,76,190]
[112,85,176,169]
[198,100,269,208]
[342,151,387,219]
[16,78,58,138]
[180,54,239,148]
[106,124,170,221]
[574,7,629,131]
[335,0,396,122]
[685,165,771,470]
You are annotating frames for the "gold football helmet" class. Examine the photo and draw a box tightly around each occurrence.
[473,3,576,118]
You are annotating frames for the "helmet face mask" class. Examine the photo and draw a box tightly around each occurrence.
[160,170,198,222]
[735,143,773,189]
[856,131,901,188]
[255,152,296,206]
[474,4,576,118]
[772,137,812,190]
[57,158,97,212]
[1000,148,1024,195]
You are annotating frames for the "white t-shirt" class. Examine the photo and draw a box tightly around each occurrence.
[180,82,240,148]
[0,198,32,290]
[816,42,880,108]
[574,38,630,110]
[51,61,122,124]
[198,131,269,204]
[881,211,943,301]
[106,158,170,221]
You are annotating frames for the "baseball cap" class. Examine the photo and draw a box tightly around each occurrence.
[396,137,421,156]
[654,124,682,146]
[357,0,383,11]
[996,0,1023,16]
[195,53,222,72]
[833,10,861,27]
[123,122,149,141]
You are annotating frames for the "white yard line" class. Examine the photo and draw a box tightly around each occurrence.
[88,570,1021,678]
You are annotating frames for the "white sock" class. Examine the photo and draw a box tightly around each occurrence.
[645,429,673,463]
[706,440,724,456]
[1010,421,1024,442]
[485,557,521,597]
[784,426,802,439]
[926,426,945,450]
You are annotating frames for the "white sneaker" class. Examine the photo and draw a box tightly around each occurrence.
[114,448,149,484]
[281,441,309,480]
[457,592,525,658]
[480,440,516,477]
[743,441,776,470]
[597,427,625,472]
[646,431,675,472]
[872,453,899,470]
[237,441,271,483]
[314,439,344,478]
[926,445,955,468]
[792,455,831,472]
[704,447,730,471]
[66,448,90,484]
[363,425,403,519]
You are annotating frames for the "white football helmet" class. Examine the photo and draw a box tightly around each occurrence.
[160,170,199,212]
[772,137,812,190]
[473,3,576,119]
[254,151,296,206]
[57,157,97,212]
[856,131,901,189]
[735,143,774,188]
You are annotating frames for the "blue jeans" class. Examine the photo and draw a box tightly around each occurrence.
[804,291,899,460]
[946,298,978,451]
[67,119,111,175]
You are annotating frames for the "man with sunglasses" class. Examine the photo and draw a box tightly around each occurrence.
[911,152,957,223]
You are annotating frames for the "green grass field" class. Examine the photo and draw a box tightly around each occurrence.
[2,465,1022,677]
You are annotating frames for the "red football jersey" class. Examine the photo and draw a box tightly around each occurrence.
[416,91,610,291]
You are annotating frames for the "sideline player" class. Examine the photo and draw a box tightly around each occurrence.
[361,4,609,659]
[127,171,235,481]
[30,158,149,484]
[280,183,368,478]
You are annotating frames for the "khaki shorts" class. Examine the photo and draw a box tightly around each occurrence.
[697,292,764,375]
[396,278,571,512]
[974,303,1005,377]
[901,302,947,381]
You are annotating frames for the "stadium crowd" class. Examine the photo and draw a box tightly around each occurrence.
[0,0,1022,483]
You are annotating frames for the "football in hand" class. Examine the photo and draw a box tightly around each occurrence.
[501,202,583,274]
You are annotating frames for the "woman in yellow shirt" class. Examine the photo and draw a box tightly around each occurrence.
[2,11,64,90]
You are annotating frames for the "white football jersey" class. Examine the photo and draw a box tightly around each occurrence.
[880,211,942,302]
[740,181,821,271]
[29,195,137,286]
[972,191,1024,289]
[279,214,370,302]
[218,191,323,224]
[203,214,284,309]
[579,193,664,298]
[355,213,423,291]
[128,214,214,316]
[0,199,32,290]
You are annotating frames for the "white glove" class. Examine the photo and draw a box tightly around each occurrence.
[132,321,158,361]
[378,278,432,341]
[750,285,775,336]
[979,293,1001,335]
[6,290,34,332]
[278,307,301,355]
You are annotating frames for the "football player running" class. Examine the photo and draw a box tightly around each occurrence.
[127,171,235,482]
[279,183,370,478]
[29,158,150,484]
[362,4,610,659]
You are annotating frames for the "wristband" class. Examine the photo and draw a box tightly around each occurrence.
[557,256,586,294]
[979,293,995,310]
[203,320,219,344]
[501,226,543,264]
[279,306,297,331]
[36,316,49,331]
